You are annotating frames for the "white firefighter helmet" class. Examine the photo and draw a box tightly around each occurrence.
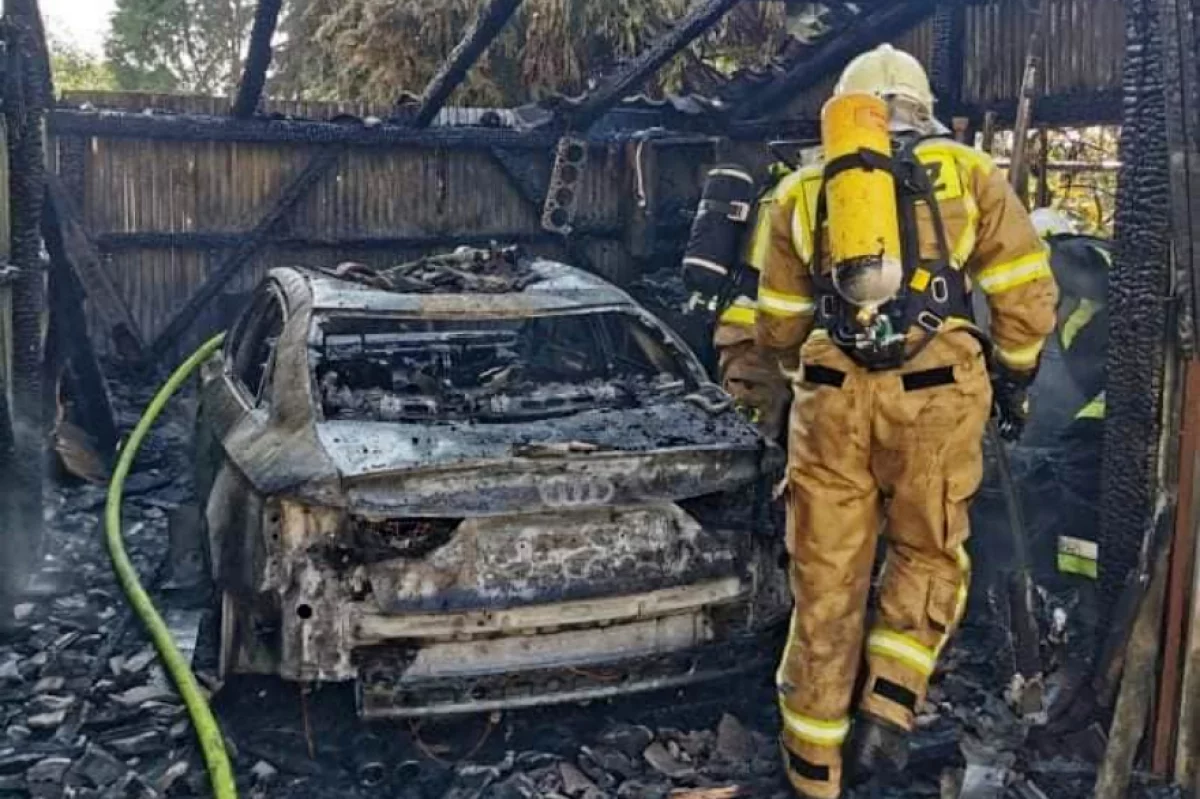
[1030,208,1077,238]
[834,44,935,113]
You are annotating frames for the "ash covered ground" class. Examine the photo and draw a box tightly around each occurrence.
[0,377,1187,799]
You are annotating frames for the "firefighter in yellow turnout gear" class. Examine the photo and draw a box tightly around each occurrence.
[756,46,1058,798]
[712,165,807,441]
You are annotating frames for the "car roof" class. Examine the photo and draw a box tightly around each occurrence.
[278,258,639,316]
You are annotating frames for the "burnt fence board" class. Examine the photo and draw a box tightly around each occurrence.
[145,147,343,364]
[64,132,643,361]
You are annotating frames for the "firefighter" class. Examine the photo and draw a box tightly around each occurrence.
[683,162,803,441]
[756,45,1058,798]
[713,165,806,441]
[1030,208,1110,697]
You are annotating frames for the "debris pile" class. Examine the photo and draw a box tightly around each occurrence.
[0,373,1187,799]
[328,245,541,295]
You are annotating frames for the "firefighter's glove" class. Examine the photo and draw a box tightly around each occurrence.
[991,364,1037,442]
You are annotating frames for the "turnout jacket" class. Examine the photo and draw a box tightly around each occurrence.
[754,139,1058,372]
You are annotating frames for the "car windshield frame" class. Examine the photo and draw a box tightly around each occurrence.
[305,304,708,424]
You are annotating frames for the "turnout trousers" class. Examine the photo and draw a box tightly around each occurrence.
[778,330,993,799]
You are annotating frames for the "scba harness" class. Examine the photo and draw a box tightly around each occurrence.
[812,135,974,371]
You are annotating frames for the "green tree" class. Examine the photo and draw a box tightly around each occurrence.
[275,0,799,106]
[48,31,117,93]
[105,0,256,94]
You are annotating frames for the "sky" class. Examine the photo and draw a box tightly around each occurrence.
[42,0,116,55]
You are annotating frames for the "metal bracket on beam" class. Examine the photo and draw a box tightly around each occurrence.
[541,136,589,235]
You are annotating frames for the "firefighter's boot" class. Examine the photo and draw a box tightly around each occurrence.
[844,713,910,786]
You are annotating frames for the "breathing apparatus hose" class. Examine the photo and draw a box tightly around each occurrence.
[104,332,237,799]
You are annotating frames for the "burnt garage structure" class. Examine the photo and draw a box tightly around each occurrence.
[0,0,1198,791]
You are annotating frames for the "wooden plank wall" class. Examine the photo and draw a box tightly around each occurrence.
[53,0,1126,362]
[51,116,646,361]
[963,0,1125,106]
[784,0,1123,117]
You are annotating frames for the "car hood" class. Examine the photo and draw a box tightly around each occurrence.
[313,400,766,515]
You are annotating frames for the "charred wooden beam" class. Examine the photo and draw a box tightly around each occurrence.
[964,91,1124,128]
[232,0,284,119]
[566,0,742,132]
[95,226,624,252]
[732,0,943,121]
[145,148,342,366]
[411,0,525,128]
[43,174,145,357]
[929,1,965,110]
[49,108,565,148]
[994,157,1122,174]
[2,0,52,607]
[1095,531,1172,799]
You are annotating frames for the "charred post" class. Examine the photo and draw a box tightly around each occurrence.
[929,1,966,114]
[1099,0,1175,646]
[43,175,146,358]
[1,0,52,611]
[731,0,942,121]
[564,0,742,132]
[410,0,525,129]
[145,148,343,366]
[231,0,284,119]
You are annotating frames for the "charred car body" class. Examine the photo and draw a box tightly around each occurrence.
[193,247,789,718]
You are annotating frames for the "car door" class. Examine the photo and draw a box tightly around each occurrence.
[198,284,286,590]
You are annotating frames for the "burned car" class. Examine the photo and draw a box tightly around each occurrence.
[193,247,788,718]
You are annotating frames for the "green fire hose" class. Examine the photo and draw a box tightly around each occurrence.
[104,332,237,799]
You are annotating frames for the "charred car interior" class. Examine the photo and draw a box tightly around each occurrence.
[192,249,789,719]
[314,311,695,425]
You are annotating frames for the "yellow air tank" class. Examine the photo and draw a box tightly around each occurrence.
[820,92,903,319]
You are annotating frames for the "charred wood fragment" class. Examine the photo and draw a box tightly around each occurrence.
[410,0,525,129]
[232,0,284,119]
[1094,533,1171,799]
[565,0,741,132]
